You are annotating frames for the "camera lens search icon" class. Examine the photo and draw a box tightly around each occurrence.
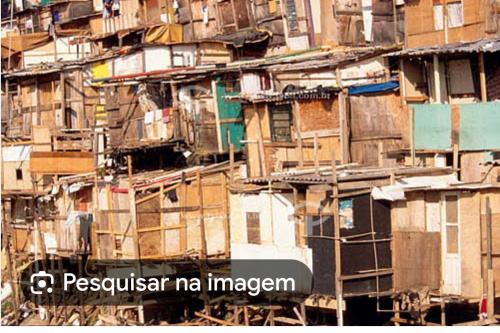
[30,271,54,295]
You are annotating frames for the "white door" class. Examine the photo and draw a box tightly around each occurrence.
[441,193,461,295]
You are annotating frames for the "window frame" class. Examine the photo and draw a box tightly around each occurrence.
[268,103,293,143]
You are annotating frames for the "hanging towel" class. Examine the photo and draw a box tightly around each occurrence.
[162,108,171,123]
[144,111,155,124]
[154,109,163,121]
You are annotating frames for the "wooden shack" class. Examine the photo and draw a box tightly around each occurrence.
[373,177,500,323]
[93,161,238,260]
[232,163,454,323]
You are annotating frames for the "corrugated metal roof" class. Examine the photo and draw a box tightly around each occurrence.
[244,166,454,185]
[386,37,500,57]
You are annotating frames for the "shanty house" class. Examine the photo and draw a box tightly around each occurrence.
[236,48,407,177]
[373,173,500,322]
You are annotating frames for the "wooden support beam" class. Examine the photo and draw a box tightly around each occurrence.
[5,236,19,324]
[160,183,165,256]
[197,171,207,258]
[221,173,230,256]
[453,143,459,178]
[256,104,267,176]
[293,306,306,326]
[433,55,442,103]
[409,105,415,167]
[106,184,117,257]
[486,197,495,319]
[331,151,344,326]
[196,171,210,315]
[339,91,350,164]
[479,52,488,102]
[194,311,237,326]
[293,101,304,168]
[229,143,234,184]
[180,180,188,252]
[243,306,250,326]
[35,77,40,126]
[127,183,144,323]
[127,155,133,182]
[230,0,239,30]
[60,71,66,128]
[170,82,181,139]
[399,59,407,105]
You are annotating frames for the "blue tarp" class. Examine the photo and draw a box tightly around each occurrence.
[348,81,399,95]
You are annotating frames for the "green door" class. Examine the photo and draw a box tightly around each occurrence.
[215,77,244,152]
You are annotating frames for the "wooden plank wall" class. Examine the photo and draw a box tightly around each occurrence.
[94,170,230,260]
[480,189,500,296]
[243,98,342,177]
[460,191,482,299]
[349,92,407,167]
[393,231,441,291]
[404,0,493,48]
[30,151,94,174]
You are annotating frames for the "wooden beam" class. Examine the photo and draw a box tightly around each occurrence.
[479,52,487,102]
[105,184,117,258]
[160,183,165,256]
[452,143,459,177]
[256,104,267,176]
[194,311,237,326]
[212,79,223,153]
[331,151,343,326]
[409,105,415,167]
[221,172,230,256]
[399,59,407,105]
[197,171,207,258]
[196,171,210,315]
[433,55,442,103]
[486,197,494,319]
[230,0,239,30]
[180,180,187,252]
[293,101,304,168]
[229,143,234,184]
[339,91,350,164]
[60,71,65,127]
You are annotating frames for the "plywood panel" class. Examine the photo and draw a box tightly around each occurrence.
[393,231,441,291]
[391,191,426,232]
[459,192,482,299]
[30,151,94,174]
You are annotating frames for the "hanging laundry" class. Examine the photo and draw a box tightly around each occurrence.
[162,108,171,123]
[51,184,60,195]
[68,182,83,194]
[79,213,93,253]
[66,211,81,226]
[154,109,163,121]
[144,111,155,124]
